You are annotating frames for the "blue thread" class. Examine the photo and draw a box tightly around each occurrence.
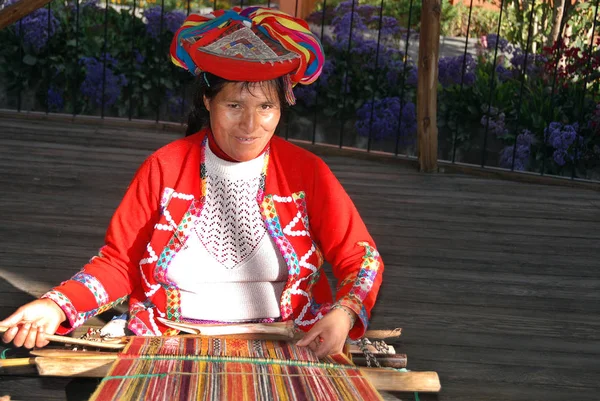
[203,72,210,88]
[414,392,420,401]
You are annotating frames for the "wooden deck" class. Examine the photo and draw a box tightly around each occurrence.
[0,115,599,400]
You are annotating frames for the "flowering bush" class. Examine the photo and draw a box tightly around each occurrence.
[438,54,476,88]
[0,0,190,119]
[79,54,128,108]
[293,0,416,148]
[437,29,599,178]
[499,130,534,171]
[142,6,186,39]
[12,5,59,52]
[355,97,416,143]
[544,122,583,166]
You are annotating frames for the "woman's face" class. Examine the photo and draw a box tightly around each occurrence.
[204,81,281,162]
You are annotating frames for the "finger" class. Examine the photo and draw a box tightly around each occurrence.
[315,336,344,359]
[24,322,39,349]
[36,326,50,348]
[2,325,19,344]
[12,322,32,348]
[296,329,322,347]
[315,344,329,358]
[0,310,25,328]
[307,341,319,354]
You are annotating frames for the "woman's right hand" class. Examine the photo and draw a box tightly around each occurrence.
[0,299,67,349]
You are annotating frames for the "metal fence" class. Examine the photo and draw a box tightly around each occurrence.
[0,0,598,182]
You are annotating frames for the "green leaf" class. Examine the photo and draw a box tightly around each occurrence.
[23,54,37,66]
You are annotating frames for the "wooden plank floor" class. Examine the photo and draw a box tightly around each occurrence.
[0,116,599,400]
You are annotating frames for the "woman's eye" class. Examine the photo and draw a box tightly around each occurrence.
[261,104,273,110]
[228,103,240,109]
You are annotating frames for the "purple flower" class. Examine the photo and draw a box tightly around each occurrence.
[333,0,355,16]
[12,5,59,52]
[348,36,379,57]
[438,54,476,87]
[319,60,335,88]
[486,34,513,54]
[332,10,368,40]
[544,122,583,166]
[80,54,128,108]
[386,59,417,88]
[499,130,534,170]
[378,16,402,38]
[510,48,546,76]
[357,4,377,20]
[143,7,186,39]
[47,87,64,111]
[293,84,317,107]
[496,64,512,82]
[355,97,417,142]
[164,10,186,34]
[306,7,335,25]
[480,107,508,137]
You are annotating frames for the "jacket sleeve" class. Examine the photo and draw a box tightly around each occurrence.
[41,155,162,334]
[307,158,384,339]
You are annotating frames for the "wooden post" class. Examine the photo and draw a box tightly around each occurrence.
[279,0,318,19]
[0,0,53,30]
[416,0,441,173]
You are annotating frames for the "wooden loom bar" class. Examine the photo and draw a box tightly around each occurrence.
[0,357,36,367]
[0,0,53,30]
[157,318,297,338]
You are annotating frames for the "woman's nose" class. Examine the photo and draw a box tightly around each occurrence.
[241,109,259,133]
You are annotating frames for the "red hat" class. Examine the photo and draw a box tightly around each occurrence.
[170,7,324,87]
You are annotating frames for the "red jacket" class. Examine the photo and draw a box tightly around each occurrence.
[43,129,384,339]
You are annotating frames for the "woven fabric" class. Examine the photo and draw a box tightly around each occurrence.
[90,337,383,401]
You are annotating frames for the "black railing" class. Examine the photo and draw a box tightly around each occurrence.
[0,0,598,182]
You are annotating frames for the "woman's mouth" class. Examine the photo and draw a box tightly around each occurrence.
[235,136,257,144]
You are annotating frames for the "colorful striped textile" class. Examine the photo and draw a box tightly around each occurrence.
[170,7,324,86]
[90,336,384,401]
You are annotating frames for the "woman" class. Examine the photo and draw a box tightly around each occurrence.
[1,7,383,358]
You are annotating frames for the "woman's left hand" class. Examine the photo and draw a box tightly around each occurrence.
[296,307,356,358]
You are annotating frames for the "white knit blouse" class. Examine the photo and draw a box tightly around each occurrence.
[166,144,288,321]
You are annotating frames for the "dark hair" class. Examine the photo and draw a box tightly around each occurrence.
[185,72,288,136]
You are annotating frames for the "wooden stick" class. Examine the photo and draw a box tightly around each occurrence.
[363,328,402,340]
[352,353,407,369]
[35,357,116,378]
[157,318,297,338]
[361,369,441,392]
[30,350,117,359]
[0,357,35,367]
[0,326,126,350]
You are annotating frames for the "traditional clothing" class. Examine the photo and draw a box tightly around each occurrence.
[40,6,383,342]
[43,129,383,340]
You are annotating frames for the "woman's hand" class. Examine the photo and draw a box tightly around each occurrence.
[1,299,67,349]
[296,306,356,358]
